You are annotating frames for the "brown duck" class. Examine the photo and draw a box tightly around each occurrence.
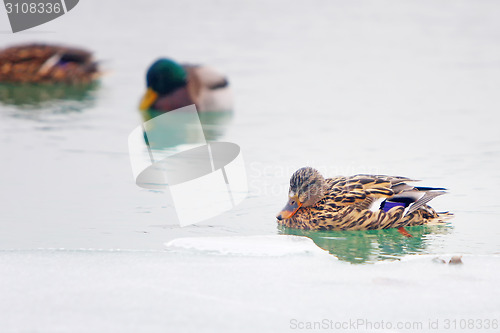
[0,43,99,84]
[276,167,453,236]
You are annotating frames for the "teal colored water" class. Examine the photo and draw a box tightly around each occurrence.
[281,225,453,264]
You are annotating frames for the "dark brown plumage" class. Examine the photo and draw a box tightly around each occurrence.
[277,167,453,231]
[0,43,99,84]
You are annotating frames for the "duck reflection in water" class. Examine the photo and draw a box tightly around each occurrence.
[0,82,99,111]
[139,58,233,146]
[280,224,452,264]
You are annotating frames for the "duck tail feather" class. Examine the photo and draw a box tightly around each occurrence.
[404,191,447,216]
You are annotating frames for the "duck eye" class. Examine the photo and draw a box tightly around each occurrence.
[290,200,296,205]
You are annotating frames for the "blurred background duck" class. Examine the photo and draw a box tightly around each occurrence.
[277,167,453,236]
[139,58,233,113]
[0,43,99,84]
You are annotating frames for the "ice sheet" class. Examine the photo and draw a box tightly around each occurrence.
[0,247,499,333]
[165,235,331,256]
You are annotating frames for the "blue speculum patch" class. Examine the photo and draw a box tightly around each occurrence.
[381,201,406,212]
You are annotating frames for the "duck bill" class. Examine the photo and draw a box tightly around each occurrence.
[139,88,158,111]
[277,199,302,220]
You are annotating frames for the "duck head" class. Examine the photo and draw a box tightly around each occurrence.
[140,58,188,110]
[276,167,327,220]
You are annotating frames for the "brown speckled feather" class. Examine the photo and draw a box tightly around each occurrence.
[0,43,99,84]
[278,175,453,230]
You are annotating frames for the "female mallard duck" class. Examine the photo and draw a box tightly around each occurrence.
[139,58,232,112]
[0,43,99,84]
[276,167,453,236]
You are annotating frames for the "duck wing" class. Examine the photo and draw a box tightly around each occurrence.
[326,174,445,215]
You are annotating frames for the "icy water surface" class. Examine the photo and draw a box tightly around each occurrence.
[1,0,500,331]
[1,0,499,258]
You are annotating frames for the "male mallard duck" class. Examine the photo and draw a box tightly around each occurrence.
[139,58,232,112]
[0,43,99,84]
[276,167,453,236]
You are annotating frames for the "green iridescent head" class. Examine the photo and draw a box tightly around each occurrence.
[146,58,187,95]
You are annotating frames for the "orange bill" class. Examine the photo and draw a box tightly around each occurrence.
[139,88,158,111]
[277,198,302,220]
